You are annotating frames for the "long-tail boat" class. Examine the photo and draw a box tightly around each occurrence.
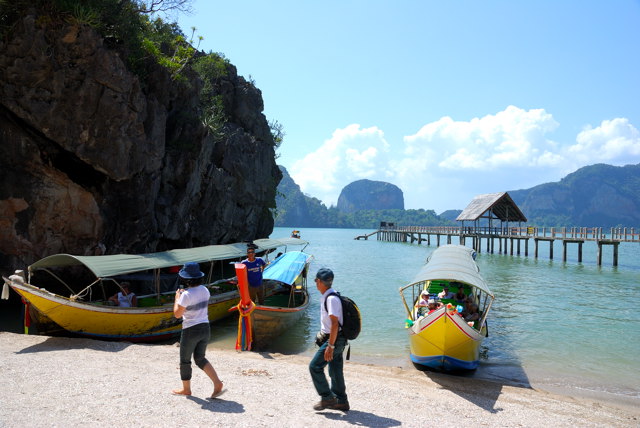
[2,238,307,342]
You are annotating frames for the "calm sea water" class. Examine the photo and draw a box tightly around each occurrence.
[2,226,638,404]
[211,227,640,404]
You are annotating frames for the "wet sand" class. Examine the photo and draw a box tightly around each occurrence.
[0,332,637,427]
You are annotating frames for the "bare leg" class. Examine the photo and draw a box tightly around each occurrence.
[203,362,225,397]
[172,380,191,396]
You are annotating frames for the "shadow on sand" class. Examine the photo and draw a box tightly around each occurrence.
[415,359,533,413]
[316,409,401,427]
[185,395,246,414]
[14,335,134,354]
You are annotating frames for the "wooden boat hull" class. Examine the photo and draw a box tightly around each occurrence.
[409,307,487,370]
[6,278,239,342]
[250,289,309,349]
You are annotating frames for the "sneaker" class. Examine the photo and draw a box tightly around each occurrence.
[313,397,337,411]
[330,401,350,412]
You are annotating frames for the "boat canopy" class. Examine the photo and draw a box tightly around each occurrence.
[406,245,494,297]
[263,251,312,286]
[28,237,309,279]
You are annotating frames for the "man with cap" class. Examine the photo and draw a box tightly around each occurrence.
[172,262,225,399]
[309,267,350,412]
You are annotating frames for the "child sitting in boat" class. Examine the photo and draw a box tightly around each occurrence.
[427,299,443,315]
[415,290,430,317]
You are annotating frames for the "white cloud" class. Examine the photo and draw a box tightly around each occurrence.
[289,124,391,206]
[567,118,640,166]
[401,106,561,171]
[287,108,640,213]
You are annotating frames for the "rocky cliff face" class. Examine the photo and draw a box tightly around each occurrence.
[0,15,280,271]
[337,179,404,213]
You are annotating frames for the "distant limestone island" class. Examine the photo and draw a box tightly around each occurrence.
[337,180,404,212]
[275,167,457,229]
[275,163,640,229]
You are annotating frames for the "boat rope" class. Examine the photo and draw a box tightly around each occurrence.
[69,278,100,301]
[235,300,256,351]
[38,268,77,296]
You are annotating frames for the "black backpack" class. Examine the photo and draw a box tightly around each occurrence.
[324,291,361,340]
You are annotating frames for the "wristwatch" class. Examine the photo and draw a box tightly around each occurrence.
[327,343,335,349]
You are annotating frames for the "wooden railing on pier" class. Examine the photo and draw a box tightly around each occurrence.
[355,226,639,266]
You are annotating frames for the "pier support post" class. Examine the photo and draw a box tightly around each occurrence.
[578,242,582,262]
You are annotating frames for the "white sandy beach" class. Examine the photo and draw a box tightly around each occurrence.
[0,332,637,427]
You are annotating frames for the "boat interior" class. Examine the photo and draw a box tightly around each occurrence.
[410,280,490,330]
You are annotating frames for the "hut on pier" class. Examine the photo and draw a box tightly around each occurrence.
[456,192,527,231]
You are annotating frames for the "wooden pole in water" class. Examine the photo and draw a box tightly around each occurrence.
[578,242,582,262]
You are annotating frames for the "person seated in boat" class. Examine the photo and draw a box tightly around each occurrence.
[437,286,455,300]
[415,290,430,317]
[458,297,473,317]
[464,303,480,323]
[427,299,443,315]
[454,286,467,304]
[108,282,137,307]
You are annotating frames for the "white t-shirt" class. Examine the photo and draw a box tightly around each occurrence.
[320,289,343,334]
[438,291,455,299]
[117,292,135,307]
[177,285,210,329]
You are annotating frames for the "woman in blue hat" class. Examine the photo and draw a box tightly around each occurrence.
[172,262,225,399]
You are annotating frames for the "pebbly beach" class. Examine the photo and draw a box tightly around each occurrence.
[0,332,637,427]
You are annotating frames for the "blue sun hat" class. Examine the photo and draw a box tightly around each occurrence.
[178,262,205,279]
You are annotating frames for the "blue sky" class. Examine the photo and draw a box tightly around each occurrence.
[177,1,640,213]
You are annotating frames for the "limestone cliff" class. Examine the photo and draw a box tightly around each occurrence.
[0,14,280,271]
[337,180,404,213]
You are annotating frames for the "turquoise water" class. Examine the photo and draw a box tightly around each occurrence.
[2,226,637,402]
[222,227,640,402]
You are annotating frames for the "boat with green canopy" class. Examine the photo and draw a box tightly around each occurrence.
[399,245,495,370]
[1,237,308,342]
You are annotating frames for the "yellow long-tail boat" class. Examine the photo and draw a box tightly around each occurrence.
[2,238,308,342]
[399,245,495,370]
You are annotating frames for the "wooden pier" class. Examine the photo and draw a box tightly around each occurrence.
[355,226,639,266]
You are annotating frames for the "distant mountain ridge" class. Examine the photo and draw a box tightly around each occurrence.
[275,163,640,228]
[509,163,640,227]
